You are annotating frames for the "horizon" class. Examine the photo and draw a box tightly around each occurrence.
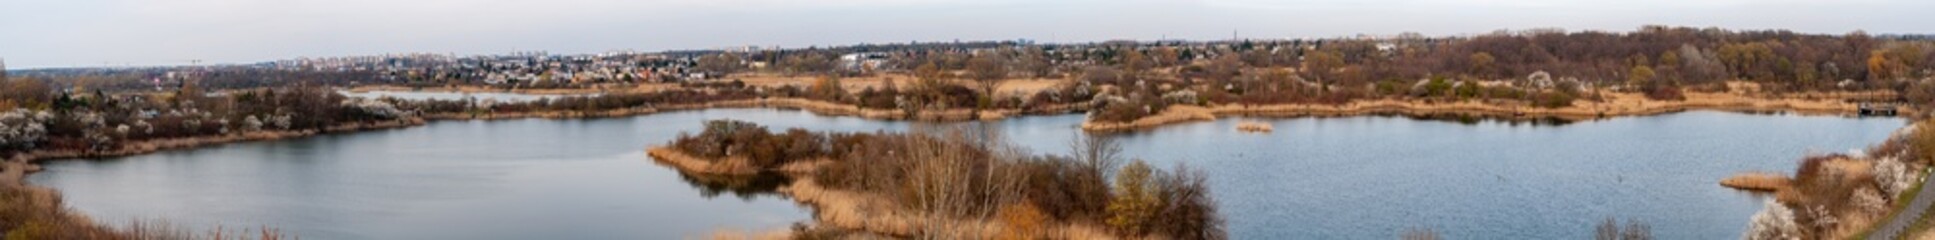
[5,26,1927,72]
[4,0,1933,69]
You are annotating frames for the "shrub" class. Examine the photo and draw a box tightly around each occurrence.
[1911,121,1935,165]
[1641,84,1685,101]
[1532,91,1576,108]
[1091,95,1169,123]
[1107,160,1159,236]
[1150,163,1223,240]
[669,120,845,170]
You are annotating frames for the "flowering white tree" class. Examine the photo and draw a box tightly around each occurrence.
[242,115,263,132]
[0,109,49,150]
[1745,199,1801,240]
[1874,156,1918,197]
[343,98,406,119]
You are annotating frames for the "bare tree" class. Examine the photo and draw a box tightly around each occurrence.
[1119,48,1152,76]
[1303,50,1344,86]
[899,127,1025,238]
[967,53,1009,94]
[1206,54,1246,83]
[913,62,948,91]
[1071,133,1124,179]
[1016,48,1053,78]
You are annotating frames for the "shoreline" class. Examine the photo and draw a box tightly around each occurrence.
[0,89,1907,238]
[1081,92,1900,132]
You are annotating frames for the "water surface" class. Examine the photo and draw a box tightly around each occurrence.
[28,109,1903,239]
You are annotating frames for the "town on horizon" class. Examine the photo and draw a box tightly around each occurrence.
[10,26,1935,71]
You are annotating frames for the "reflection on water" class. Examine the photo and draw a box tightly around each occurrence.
[673,171,794,201]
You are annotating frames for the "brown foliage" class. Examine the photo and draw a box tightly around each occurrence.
[996,202,1048,240]
[1912,120,1935,165]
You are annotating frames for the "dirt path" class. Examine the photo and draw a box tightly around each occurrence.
[1870,170,1935,240]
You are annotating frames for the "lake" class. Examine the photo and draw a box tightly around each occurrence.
[27,109,1904,239]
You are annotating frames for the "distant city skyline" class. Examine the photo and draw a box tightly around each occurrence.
[3,0,1931,69]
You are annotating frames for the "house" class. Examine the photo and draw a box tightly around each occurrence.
[839,52,890,72]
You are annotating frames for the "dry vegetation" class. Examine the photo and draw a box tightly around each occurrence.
[1740,120,1929,239]
[1235,121,1273,133]
[1721,172,1793,193]
[658,120,1225,239]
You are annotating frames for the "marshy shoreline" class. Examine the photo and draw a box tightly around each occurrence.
[1080,91,1898,131]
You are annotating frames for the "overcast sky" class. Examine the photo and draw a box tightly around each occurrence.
[1,0,1930,69]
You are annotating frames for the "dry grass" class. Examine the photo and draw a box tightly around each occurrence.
[779,177,1120,239]
[1082,105,1216,132]
[780,178,920,236]
[1235,121,1273,133]
[1721,172,1793,192]
[993,78,1068,98]
[646,147,760,175]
